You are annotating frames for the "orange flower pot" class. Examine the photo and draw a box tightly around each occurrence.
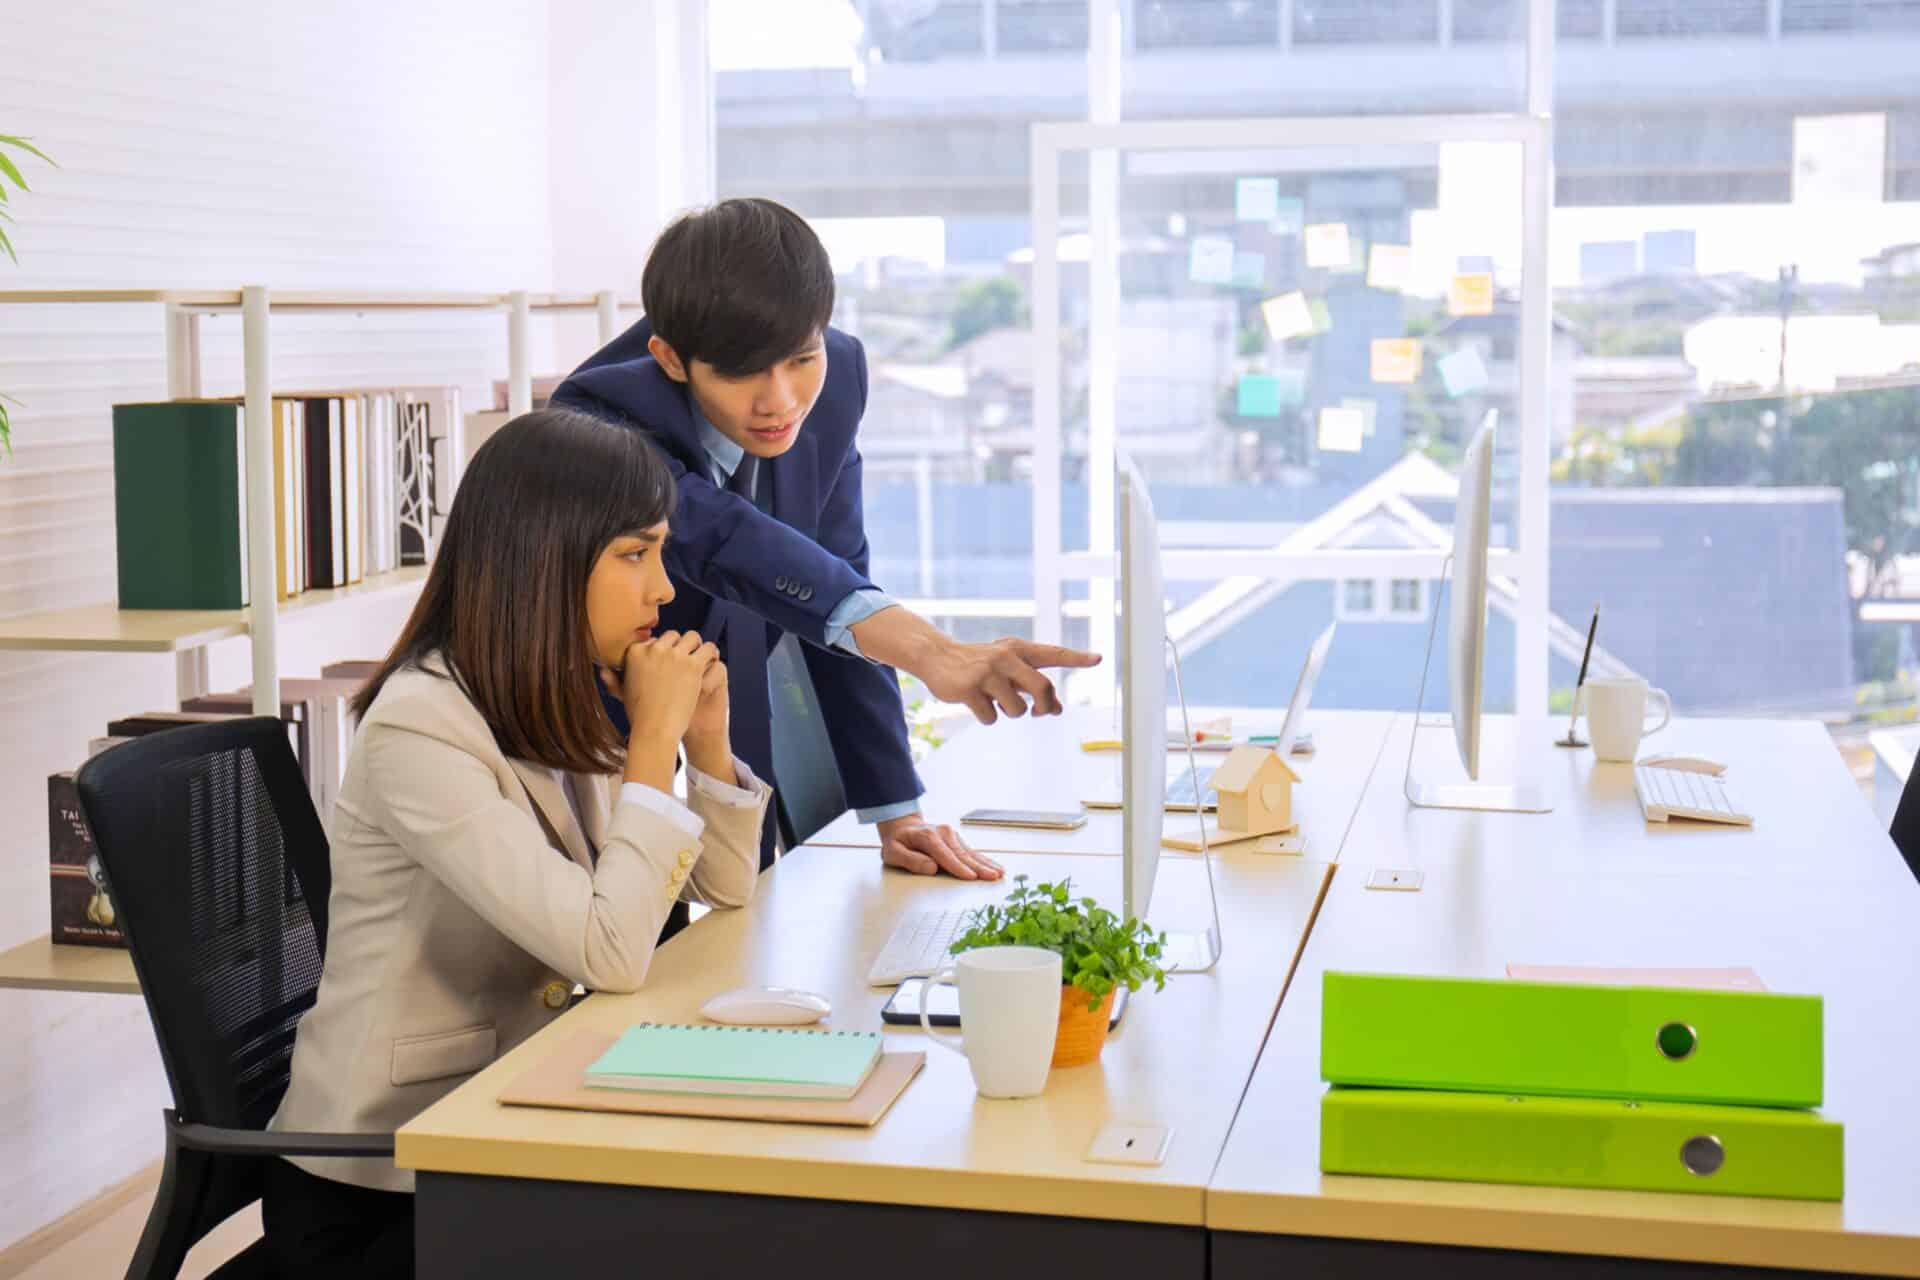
[1052,985,1116,1067]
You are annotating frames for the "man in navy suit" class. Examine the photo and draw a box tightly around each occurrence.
[555,198,1099,878]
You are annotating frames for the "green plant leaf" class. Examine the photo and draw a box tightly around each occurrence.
[0,399,11,458]
[0,225,15,264]
[0,150,28,191]
[0,136,55,165]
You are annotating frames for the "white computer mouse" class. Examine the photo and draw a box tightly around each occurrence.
[700,985,832,1026]
[1638,754,1727,776]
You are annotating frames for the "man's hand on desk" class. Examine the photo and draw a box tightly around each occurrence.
[877,814,1004,881]
[849,607,1102,725]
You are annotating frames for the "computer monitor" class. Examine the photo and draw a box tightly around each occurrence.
[1119,455,1222,971]
[1404,413,1551,813]
[1275,621,1337,760]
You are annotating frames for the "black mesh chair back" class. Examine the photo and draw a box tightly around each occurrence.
[74,716,386,1279]
[1893,760,1920,884]
[78,716,329,1133]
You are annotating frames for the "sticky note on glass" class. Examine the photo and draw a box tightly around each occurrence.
[1438,347,1490,397]
[1189,235,1236,285]
[1448,272,1494,316]
[1317,406,1366,452]
[1232,250,1268,289]
[1261,291,1315,341]
[1341,396,1379,438]
[1237,375,1284,418]
[1457,254,1495,274]
[1268,197,1305,236]
[1236,177,1280,222]
[1370,338,1422,383]
[1303,222,1352,270]
[1367,243,1412,292]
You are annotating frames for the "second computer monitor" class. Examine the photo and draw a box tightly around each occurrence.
[1449,414,1495,781]
[1117,454,1165,928]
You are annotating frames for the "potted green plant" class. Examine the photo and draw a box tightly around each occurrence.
[951,875,1166,1067]
[0,133,55,457]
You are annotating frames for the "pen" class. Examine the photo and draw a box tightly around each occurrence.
[1560,604,1599,747]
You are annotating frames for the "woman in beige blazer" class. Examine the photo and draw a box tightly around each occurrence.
[263,409,769,1279]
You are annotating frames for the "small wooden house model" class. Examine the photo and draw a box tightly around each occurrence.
[1210,746,1299,836]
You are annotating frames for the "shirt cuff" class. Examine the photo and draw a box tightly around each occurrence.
[687,757,762,809]
[618,781,705,839]
[856,799,922,825]
[822,589,898,659]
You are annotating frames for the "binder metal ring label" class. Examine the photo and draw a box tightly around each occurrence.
[1656,1021,1698,1060]
[1681,1134,1725,1176]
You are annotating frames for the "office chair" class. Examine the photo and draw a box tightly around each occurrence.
[1892,761,1920,884]
[75,718,394,1280]
[769,634,850,849]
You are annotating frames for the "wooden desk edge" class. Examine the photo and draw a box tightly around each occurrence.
[1205,1181,1920,1276]
[396,1129,1205,1227]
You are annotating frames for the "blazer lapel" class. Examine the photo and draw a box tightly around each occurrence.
[505,758,594,872]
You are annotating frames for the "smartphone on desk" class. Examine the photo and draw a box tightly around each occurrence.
[882,978,1127,1030]
[960,807,1087,831]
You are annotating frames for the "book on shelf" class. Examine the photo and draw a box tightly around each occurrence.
[111,401,250,610]
[360,390,398,576]
[48,771,122,948]
[272,397,306,600]
[490,375,566,411]
[186,677,363,823]
[394,386,463,564]
[302,395,348,590]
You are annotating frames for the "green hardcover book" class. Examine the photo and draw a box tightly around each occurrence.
[113,401,249,609]
[1322,972,1821,1108]
[1321,1086,1843,1201]
[585,1023,882,1101]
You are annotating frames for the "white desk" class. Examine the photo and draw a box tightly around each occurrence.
[1210,715,1920,1278]
[808,706,1398,857]
[399,847,1333,1276]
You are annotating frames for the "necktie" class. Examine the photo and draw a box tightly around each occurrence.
[722,455,779,868]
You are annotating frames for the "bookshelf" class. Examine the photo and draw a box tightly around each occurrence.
[0,288,638,994]
[0,288,640,704]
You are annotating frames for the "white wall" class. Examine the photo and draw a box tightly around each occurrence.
[0,0,565,1252]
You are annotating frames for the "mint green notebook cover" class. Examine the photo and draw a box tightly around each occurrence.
[1321,1086,1843,1201]
[585,1024,880,1096]
[1321,972,1822,1108]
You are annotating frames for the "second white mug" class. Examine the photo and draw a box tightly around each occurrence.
[1584,675,1672,762]
[919,945,1061,1099]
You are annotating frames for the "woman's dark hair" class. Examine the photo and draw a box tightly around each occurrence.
[351,408,676,774]
[641,197,836,378]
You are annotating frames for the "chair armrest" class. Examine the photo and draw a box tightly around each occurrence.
[173,1121,396,1159]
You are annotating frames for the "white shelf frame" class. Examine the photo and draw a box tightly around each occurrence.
[0,287,639,714]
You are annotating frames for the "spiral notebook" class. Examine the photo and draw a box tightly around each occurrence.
[585,1023,883,1101]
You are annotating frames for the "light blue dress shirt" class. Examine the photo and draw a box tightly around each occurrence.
[693,409,920,825]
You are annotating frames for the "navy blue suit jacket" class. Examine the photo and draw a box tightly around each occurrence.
[552,320,922,816]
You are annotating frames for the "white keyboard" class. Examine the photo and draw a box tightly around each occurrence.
[1634,765,1753,827]
[866,908,974,986]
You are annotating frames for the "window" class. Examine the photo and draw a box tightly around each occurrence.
[710,1,1920,741]
[1390,578,1423,615]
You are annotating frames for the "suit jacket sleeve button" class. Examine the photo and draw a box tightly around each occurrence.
[799,586,813,601]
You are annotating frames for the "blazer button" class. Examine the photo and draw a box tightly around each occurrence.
[677,850,694,868]
[799,586,814,602]
[541,980,570,1010]
[775,575,789,590]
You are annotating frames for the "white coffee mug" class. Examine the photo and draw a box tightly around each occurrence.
[919,945,1062,1099]
[1584,675,1672,763]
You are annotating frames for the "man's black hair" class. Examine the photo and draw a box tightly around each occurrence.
[641,197,835,379]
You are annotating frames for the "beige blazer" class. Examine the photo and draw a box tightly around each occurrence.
[272,656,769,1192]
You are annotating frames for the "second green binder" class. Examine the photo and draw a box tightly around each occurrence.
[1321,1087,1843,1201]
[1322,972,1822,1108]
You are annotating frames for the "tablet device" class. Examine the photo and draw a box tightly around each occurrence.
[882,978,1128,1029]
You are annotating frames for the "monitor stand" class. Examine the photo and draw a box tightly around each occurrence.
[1161,926,1222,975]
[1404,557,1553,814]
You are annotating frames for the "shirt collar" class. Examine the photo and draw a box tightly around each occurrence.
[691,401,745,481]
